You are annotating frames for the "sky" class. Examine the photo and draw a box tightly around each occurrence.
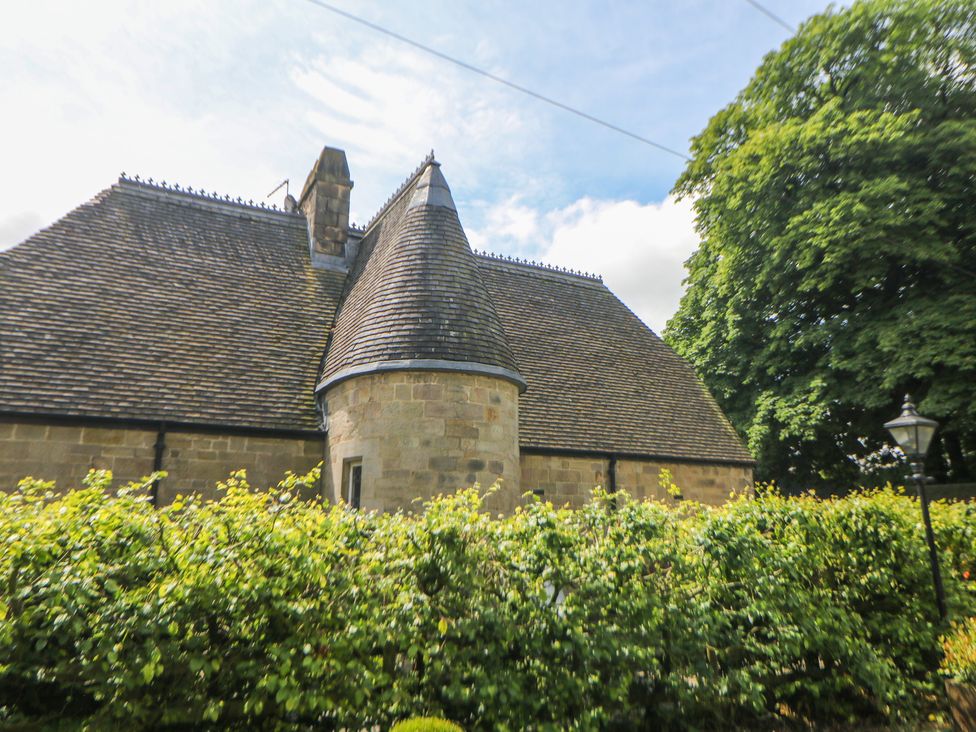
[0,0,841,333]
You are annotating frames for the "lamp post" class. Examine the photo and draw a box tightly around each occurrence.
[884,394,946,621]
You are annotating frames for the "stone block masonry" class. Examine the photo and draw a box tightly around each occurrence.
[323,370,521,513]
[520,453,608,506]
[520,452,753,507]
[159,433,323,503]
[0,422,156,491]
[616,458,753,504]
[300,146,353,260]
[0,419,323,502]
[1,418,750,510]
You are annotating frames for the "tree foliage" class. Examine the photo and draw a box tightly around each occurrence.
[390,718,465,732]
[3,469,976,729]
[666,0,976,490]
[942,616,976,685]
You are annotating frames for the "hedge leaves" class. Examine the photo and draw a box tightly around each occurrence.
[2,470,975,729]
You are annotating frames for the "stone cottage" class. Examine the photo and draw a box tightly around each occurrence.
[0,146,753,510]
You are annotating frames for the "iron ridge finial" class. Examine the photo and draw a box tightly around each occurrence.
[471,247,602,282]
[117,173,302,215]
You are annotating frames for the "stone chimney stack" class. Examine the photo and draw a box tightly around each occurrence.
[299,146,353,268]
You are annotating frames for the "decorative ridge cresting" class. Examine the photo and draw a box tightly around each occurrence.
[362,150,436,232]
[472,249,603,282]
[117,173,302,215]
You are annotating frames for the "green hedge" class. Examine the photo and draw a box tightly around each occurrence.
[942,616,976,685]
[2,469,975,730]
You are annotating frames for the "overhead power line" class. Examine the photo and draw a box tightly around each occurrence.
[742,0,796,33]
[299,0,691,161]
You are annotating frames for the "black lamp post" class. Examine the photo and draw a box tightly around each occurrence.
[884,394,946,621]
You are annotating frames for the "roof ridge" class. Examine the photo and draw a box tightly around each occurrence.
[472,249,603,283]
[362,150,436,233]
[117,173,304,217]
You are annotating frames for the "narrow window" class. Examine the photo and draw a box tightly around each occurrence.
[346,459,363,509]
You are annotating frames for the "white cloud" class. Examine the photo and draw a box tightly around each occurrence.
[0,212,45,251]
[470,195,699,335]
[0,1,300,248]
[288,42,538,224]
[466,195,542,253]
[0,1,541,242]
[0,0,703,321]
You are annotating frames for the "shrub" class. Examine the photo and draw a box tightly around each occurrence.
[0,471,973,730]
[391,717,464,732]
[942,617,976,684]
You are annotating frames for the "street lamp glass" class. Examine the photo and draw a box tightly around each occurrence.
[884,395,939,461]
[887,424,918,456]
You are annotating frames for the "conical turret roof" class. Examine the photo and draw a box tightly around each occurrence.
[318,161,524,391]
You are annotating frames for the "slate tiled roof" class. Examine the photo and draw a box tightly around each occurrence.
[478,257,753,464]
[0,161,751,464]
[0,181,345,431]
[320,163,520,387]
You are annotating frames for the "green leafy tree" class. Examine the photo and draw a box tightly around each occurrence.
[666,0,976,490]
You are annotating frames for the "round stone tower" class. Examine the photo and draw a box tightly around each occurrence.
[317,159,525,513]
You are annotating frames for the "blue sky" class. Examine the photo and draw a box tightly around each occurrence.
[0,0,841,332]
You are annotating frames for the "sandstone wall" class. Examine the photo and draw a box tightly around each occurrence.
[0,422,156,491]
[2,417,750,511]
[616,458,753,504]
[519,453,608,506]
[160,432,323,503]
[520,452,753,507]
[0,419,323,503]
[323,371,521,513]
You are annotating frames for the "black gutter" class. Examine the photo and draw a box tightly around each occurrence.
[320,432,329,501]
[607,454,619,510]
[151,423,166,507]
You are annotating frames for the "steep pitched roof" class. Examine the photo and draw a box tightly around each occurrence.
[0,158,751,465]
[478,256,753,464]
[319,162,521,389]
[0,180,344,431]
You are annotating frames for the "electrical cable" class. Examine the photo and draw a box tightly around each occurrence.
[299,0,691,161]
[742,0,795,33]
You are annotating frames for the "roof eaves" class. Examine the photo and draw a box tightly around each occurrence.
[317,358,527,394]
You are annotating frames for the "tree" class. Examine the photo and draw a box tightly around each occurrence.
[665,0,976,491]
